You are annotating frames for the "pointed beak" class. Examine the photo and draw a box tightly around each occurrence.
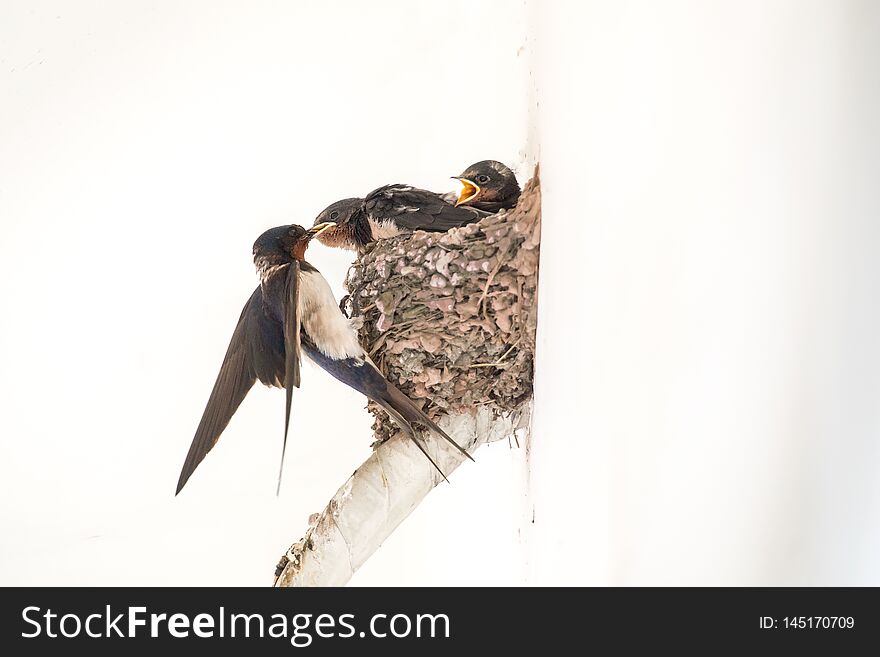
[307,221,337,239]
[452,177,480,206]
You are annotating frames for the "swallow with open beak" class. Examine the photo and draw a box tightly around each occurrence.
[313,184,484,252]
[176,222,471,494]
[452,160,521,213]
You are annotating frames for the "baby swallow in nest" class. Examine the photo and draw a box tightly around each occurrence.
[452,160,521,213]
[312,185,484,253]
[313,160,520,252]
[176,222,472,495]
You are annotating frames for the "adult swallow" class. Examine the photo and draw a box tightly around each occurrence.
[452,160,521,213]
[313,184,484,252]
[176,223,471,494]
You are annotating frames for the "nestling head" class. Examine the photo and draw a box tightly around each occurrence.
[453,160,521,211]
[312,198,368,250]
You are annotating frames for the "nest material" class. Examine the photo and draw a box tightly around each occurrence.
[345,168,541,443]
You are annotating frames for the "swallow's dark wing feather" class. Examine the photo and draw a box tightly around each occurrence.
[300,337,473,480]
[176,286,284,494]
[277,261,301,494]
[284,260,301,392]
[363,184,483,232]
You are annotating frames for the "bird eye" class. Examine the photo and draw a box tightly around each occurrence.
[329,210,340,221]
[476,175,490,184]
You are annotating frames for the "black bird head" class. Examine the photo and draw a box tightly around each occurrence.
[453,160,521,212]
[312,198,370,251]
[253,223,336,276]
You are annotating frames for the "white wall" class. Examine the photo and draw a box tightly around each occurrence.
[529,0,880,585]
[2,0,879,587]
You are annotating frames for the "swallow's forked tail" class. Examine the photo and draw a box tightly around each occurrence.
[375,376,475,481]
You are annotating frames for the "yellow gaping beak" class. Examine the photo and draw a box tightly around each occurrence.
[308,221,337,238]
[453,177,480,206]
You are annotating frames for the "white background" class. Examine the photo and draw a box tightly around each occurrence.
[2,1,879,586]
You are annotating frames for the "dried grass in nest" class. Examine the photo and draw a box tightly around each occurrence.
[344,168,541,444]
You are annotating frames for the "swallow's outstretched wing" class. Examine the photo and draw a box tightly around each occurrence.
[363,184,484,233]
[301,337,473,480]
[176,287,285,495]
[277,261,301,494]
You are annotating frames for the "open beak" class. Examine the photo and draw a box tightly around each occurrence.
[307,221,337,239]
[452,177,480,206]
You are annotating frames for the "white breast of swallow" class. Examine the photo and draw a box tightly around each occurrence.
[297,269,364,360]
[368,217,403,239]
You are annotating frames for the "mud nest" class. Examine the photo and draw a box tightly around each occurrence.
[344,167,541,444]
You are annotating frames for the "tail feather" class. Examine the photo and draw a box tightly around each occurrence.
[277,386,293,496]
[380,380,474,462]
[299,340,475,479]
[379,402,450,483]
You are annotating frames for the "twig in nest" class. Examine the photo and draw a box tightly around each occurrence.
[469,340,521,368]
[478,245,513,319]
